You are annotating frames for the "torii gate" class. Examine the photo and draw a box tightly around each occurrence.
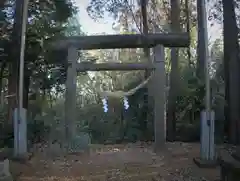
[51,32,190,152]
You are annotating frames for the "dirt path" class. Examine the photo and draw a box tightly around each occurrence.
[10,142,221,181]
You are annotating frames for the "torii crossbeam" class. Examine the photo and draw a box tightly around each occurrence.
[51,32,189,50]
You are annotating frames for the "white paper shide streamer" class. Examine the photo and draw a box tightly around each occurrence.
[123,97,129,110]
[102,97,108,113]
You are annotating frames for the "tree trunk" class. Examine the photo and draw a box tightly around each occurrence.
[196,0,205,79]
[222,0,240,144]
[23,70,30,109]
[166,0,180,141]
[185,0,191,67]
[7,61,18,123]
[0,61,6,105]
[141,0,151,138]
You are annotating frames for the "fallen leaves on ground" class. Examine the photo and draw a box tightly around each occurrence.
[10,142,222,181]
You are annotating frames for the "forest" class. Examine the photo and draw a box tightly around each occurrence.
[0,0,238,146]
[1,0,240,180]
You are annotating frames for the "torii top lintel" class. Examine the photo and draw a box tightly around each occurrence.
[51,33,190,50]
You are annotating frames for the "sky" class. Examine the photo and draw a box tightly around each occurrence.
[75,0,222,43]
[75,0,115,35]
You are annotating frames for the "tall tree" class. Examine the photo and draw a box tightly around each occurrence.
[166,0,181,141]
[140,0,151,140]
[222,0,240,144]
[196,0,206,79]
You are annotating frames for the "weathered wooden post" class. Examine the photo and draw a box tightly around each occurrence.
[65,47,78,150]
[153,45,166,151]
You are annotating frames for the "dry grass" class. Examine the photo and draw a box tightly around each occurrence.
[10,142,221,181]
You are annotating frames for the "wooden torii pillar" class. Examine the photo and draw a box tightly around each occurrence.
[65,47,78,147]
[54,32,189,152]
[153,45,165,151]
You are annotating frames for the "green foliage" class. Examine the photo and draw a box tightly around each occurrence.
[176,66,205,122]
[87,0,128,19]
[0,107,12,148]
[28,119,50,145]
[25,0,77,92]
[2,0,79,97]
[64,15,84,36]
[0,0,82,148]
